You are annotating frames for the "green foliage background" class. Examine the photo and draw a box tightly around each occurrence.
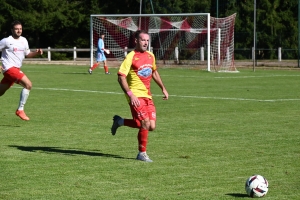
[0,0,298,59]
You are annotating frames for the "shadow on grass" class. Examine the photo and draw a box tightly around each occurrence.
[225,193,249,198]
[9,145,133,160]
[0,125,21,127]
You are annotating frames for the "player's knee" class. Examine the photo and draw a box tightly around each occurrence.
[149,126,156,131]
[24,82,32,90]
[141,120,151,130]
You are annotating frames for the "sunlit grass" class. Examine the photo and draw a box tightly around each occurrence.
[0,65,299,199]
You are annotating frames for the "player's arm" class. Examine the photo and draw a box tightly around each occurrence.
[118,75,140,107]
[152,70,169,100]
[98,39,105,53]
[0,38,7,50]
[26,49,43,58]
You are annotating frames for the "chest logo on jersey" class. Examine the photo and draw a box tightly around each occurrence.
[138,64,152,78]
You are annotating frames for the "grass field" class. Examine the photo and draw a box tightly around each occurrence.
[0,64,299,199]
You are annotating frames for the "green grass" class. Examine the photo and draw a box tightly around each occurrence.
[0,65,299,199]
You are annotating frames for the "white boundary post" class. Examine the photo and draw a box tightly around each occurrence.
[73,47,76,61]
[278,47,281,62]
[175,47,179,63]
[48,47,51,61]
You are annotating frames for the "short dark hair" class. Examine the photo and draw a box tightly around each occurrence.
[100,32,105,36]
[11,20,22,29]
[134,30,148,39]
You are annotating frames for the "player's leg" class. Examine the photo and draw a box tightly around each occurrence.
[0,83,11,96]
[0,69,14,96]
[103,59,110,74]
[136,122,153,162]
[110,102,142,135]
[147,99,157,131]
[16,75,32,120]
[135,98,153,162]
[89,53,101,73]
[90,61,99,72]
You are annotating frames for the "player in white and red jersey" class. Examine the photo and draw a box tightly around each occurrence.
[111,30,169,162]
[0,20,43,120]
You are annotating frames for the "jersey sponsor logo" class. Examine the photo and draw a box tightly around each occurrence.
[138,67,152,77]
[135,57,139,60]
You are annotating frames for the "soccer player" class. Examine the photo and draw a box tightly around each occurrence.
[0,20,43,120]
[111,30,169,162]
[88,33,110,74]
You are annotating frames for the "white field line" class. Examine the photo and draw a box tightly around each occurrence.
[161,74,300,79]
[12,86,300,102]
[214,74,300,79]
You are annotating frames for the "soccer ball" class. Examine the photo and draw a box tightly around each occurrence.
[245,175,269,198]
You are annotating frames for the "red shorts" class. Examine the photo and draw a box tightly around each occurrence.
[0,67,25,86]
[129,98,156,121]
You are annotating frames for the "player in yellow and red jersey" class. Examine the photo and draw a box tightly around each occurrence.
[111,30,169,162]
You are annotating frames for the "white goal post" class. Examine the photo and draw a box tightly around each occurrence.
[90,13,237,72]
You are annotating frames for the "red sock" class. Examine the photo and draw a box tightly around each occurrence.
[91,63,99,70]
[104,65,109,73]
[137,128,148,152]
[124,119,141,128]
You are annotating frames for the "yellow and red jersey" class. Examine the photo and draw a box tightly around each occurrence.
[118,50,157,101]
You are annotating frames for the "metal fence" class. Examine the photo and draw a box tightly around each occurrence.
[23,47,298,61]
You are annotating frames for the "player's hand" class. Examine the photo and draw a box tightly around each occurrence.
[162,89,169,100]
[129,95,140,107]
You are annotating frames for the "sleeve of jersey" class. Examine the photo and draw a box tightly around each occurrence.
[98,39,104,52]
[24,38,31,56]
[118,52,134,77]
[149,51,157,71]
[0,38,7,50]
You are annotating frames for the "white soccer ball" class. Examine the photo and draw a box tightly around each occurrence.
[245,175,269,198]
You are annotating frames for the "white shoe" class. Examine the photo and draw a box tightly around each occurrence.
[88,68,92,74]
[136,152,153,162]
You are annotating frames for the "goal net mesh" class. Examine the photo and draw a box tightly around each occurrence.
[91,13,237,72]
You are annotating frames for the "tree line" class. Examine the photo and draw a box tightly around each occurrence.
[0,0,298,59]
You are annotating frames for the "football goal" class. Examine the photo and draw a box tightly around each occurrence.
[90,13,237,72]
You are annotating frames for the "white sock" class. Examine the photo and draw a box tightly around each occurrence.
[18,88,30,110]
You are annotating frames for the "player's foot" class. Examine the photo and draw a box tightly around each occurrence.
[88,68,92,74]
[111,115,121,136]
[136,152,153,162]
[105,72,110,75]
[15,110,30,121]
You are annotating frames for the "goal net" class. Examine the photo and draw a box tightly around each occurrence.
[90,13,237,72]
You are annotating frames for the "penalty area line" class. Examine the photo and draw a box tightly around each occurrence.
[12,86,300,102]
